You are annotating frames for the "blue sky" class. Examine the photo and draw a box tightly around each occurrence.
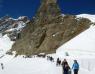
[58,0,95,14]
[0,0,95,18]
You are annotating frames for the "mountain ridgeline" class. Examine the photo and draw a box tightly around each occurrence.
[11,0,91,56]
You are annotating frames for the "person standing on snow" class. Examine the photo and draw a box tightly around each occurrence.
[1,63,4,70]
[72,60,79,74]
[62,59,71,74]
[56,58,61,66]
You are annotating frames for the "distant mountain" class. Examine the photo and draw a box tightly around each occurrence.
[11,0,92,56]
[0,15,29,40]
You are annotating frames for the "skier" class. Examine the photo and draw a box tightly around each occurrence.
[72,60,79,74]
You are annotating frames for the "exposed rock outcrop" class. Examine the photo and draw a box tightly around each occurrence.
[11,0,91,55]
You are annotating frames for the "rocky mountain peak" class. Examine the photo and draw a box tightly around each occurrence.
[41,0,57,4]
[35,0,60,25]
[11,0,91,56]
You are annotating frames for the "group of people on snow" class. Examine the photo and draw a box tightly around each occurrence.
[56,58,79,74]
[47,56,54,62]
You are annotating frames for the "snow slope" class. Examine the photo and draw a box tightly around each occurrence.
[56,25,95,56]
[57,14,95,56]
[56,14,95,74]
[0,35,14,57]
[0,55,95,74]
[77,14,95,22]
[0,56,62,74]
[0,55,94,74]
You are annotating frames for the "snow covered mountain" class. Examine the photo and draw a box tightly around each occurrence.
[0,17,95,74]
[0,0,95,74]
[0,15,29,41]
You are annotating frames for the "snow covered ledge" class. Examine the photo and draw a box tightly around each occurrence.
[56,25,95,72]
[77,14,95,23]
[56,25,95,56]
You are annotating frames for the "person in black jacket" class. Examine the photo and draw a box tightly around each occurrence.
[62,59,71,74]
[56,58,61,66]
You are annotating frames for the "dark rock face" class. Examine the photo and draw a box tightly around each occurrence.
[11,0,91,55]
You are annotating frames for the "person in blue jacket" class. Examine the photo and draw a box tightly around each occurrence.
[72,60,79,74]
